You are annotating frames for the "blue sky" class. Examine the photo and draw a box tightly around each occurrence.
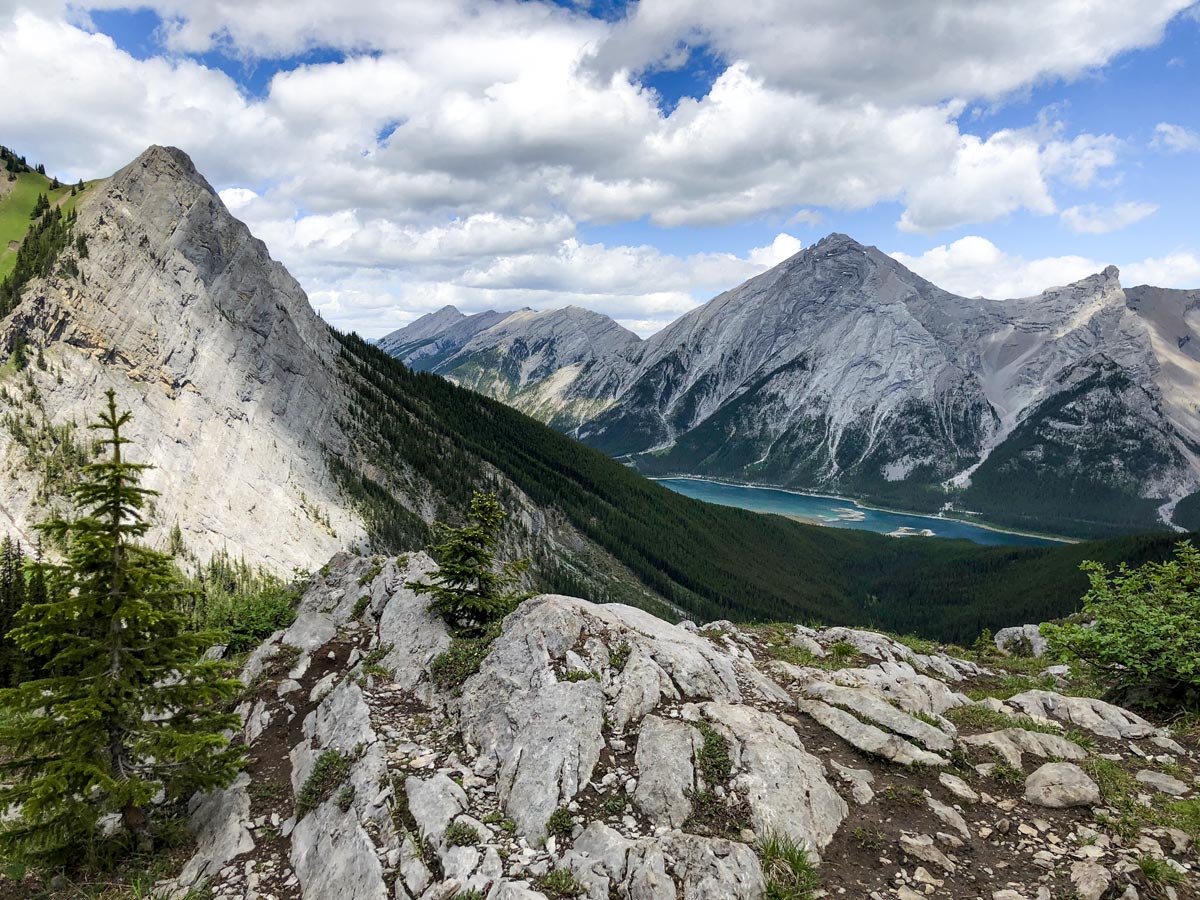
[2,1,1199,335]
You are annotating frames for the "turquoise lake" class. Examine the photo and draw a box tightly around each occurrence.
[655,478,1066,547]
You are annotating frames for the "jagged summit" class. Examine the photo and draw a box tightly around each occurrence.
[383,301,642,430]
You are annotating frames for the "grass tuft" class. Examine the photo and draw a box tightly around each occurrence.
[444,821,480,847]
[1137,854,1184,889]
[757,831,820,900]
[295,750,351,818]
[609,640,632,672]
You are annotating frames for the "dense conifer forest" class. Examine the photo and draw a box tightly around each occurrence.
[331,329,1193,643]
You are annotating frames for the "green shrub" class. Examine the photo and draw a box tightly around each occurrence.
[609,640,632,672]
[534,868,585,898]
[444,821,480,846]
[295,751,350,817]
[546,807,575,838]
[1043,542,1200,709]
[561,669,597,682]
[352,595,371,618]
[175,550,300,654]
[430,624,500,693]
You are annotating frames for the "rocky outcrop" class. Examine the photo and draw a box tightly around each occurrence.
[162,553,1200,900]
[994,624,1049,658]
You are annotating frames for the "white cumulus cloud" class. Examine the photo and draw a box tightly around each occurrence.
[1152,122,1200,152]
[1060,201,1157,234]
[892,236,1200,299]
[2,1,1194,333]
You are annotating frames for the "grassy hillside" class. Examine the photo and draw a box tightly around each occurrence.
[331,329,1193,643]
[0,169,92,282]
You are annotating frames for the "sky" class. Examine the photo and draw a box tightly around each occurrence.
[2,1,1199,337]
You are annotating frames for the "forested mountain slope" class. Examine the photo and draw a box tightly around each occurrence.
[0,144,1191,641]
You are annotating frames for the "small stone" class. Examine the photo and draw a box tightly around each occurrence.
[938,772,979,803]
[898,833,955,873]
[1070,860,1112,900]
[1135,769,1189,797]
[912,866,942,887]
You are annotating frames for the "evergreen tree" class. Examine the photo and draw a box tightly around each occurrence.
[407,491,531,632]
[0,536,27,685]
[0,390,243,865]
[11,332,28,370]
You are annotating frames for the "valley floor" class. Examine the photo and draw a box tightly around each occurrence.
[654,476,1076,547]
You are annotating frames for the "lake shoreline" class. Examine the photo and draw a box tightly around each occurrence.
[652,475,1076,545]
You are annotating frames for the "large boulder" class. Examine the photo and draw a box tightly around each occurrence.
[993,624,1049,658]
[1024,763,1101,808]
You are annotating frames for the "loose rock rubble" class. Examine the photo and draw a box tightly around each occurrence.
[161,554,1200,900]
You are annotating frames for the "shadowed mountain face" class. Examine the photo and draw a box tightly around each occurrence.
[385,234,1200,538]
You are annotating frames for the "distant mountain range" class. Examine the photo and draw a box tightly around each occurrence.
[3,144,1192,638]
[381,235,1200,538]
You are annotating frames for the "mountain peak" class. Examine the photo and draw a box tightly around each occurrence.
[812,232,865,252]
[116,145,208,191]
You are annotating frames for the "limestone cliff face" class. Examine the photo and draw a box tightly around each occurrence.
[0,145,364,570]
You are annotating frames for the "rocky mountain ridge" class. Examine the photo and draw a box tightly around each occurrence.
[385,236,1200,538]
[0,146,658,610]
[157,552,1199,900]
[0,145,361,572]
[382,305,641,430]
